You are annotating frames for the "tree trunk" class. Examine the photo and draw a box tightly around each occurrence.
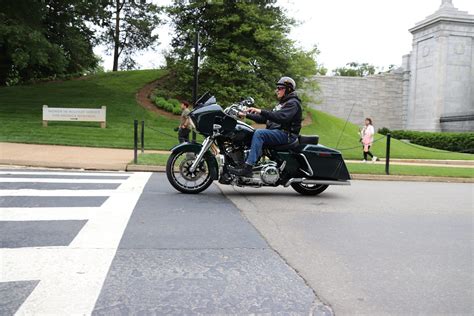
[112,0,121,71]
[0,45,12,85]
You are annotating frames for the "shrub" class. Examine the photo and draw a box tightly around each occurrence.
[169,98,181,108]
[378,127,391,135]
[389,130,474,153]
[153,96,184,115]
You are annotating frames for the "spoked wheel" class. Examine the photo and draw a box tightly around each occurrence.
[166,151,214,194]
[290,183,329,196]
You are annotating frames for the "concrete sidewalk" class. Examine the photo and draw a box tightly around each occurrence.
[0,142,134,170]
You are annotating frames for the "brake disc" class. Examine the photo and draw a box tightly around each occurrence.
[179,156,207,181]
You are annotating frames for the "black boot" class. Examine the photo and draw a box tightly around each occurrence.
[227,163,253,177]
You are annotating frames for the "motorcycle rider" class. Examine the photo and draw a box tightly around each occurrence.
[228,76,302,177]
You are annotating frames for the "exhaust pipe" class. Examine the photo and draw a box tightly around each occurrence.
[284,178,351,187]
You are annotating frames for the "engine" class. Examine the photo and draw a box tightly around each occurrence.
[260,163,280,185]
[222,143,281,186]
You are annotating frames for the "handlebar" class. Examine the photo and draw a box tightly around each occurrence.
[223,97,254,119]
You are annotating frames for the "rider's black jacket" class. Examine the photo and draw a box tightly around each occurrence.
[246,91,302,135]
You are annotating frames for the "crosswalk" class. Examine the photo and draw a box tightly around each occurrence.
[0,169,151,315]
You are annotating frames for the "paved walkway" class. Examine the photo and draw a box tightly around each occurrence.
[0,142,134,170]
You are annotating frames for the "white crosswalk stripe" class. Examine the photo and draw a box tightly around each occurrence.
[0,178,124,183]
[0,207,97,221]
[0,169,151,315]
[0,171,128,177]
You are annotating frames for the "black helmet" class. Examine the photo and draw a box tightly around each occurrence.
[276,76,296,92]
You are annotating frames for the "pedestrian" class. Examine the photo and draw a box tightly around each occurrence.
[178,101,191,143]
[360,117,377,163]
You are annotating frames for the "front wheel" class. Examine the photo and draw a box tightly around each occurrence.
[166,151,214,194]
[290,183,328,196]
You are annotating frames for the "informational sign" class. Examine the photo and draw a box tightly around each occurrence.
[42,105,106,128]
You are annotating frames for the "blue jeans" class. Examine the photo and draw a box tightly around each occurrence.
[246,129,294,165]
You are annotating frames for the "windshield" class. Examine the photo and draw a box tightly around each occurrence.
[194,92,216,110]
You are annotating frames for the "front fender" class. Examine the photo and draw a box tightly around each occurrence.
[170,142,219,180]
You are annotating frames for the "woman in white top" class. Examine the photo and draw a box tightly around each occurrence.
[360,118,377,162]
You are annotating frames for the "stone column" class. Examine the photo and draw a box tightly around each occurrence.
[405,0,474,131]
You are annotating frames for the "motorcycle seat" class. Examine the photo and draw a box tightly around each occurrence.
[299,135,319,145]
[270,137,300,151]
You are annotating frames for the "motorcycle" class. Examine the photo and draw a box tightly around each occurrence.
[166,92,351,195]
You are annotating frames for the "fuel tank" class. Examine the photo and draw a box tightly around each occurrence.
[229,120,254,145]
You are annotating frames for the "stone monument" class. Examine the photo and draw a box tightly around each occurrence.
[405,0,474,131]
[311,0,473,132]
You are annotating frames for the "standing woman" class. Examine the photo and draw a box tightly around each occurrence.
[360,118,377,162]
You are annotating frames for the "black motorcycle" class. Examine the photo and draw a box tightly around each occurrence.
[166,92,351,195]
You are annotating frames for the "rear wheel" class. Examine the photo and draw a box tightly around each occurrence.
[166,151,214,194]
[290,183,329,196]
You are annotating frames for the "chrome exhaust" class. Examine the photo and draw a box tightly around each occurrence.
[284,178,351,187]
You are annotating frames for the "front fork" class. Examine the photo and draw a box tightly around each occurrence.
[189,136,214,173]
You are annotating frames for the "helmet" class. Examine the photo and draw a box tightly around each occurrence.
[276,76,296,91]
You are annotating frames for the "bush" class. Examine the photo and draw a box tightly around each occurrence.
[389,130,474,153]
[378,127,391,135]
[153,96,183,115]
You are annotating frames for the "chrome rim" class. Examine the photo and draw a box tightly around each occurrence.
[170,152,210,191]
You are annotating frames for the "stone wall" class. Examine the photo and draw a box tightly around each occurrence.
[308,73,405,130]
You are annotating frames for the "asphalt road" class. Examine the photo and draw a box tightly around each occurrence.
[219,180,474,315]
[0,169,327,315]
[1,168,472,315]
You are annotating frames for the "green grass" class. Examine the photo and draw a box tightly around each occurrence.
[134,153,473,178]
[1,70,472,160]
[0,70,179,149]
[347,163,473,178]
[136,153,170,166]
[302,109,474,160]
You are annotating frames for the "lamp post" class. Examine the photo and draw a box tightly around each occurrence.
[192,31,199,143]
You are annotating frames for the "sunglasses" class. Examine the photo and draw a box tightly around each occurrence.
[276,86,285,91]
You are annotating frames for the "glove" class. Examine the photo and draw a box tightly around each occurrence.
[173,127,179,132]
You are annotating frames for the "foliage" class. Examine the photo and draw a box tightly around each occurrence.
[154,97,182,115]
[386,130,474,153]
[165,0,322,107]
[377,127,391,135]
[98,0,161,71]
[333,62,376,77]
[0,0,101,85]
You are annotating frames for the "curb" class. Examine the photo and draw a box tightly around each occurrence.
[351,173,473,183]
[126,164,473,184]
[0,162,471,184]
[126,164,166,172]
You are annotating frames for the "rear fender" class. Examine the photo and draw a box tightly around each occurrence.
[170,143,219,180]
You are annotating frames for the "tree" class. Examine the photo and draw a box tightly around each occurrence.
[333,62,376,77]
[0,0,101,85]
[98,0,161,71]
[165,0,322,106]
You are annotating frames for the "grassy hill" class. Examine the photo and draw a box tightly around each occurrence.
[0,70,179,150]
[302,110,473,160]
[0,69,472,160]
